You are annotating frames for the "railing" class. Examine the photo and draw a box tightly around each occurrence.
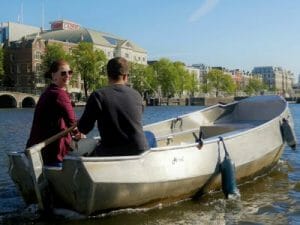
[0,87,41,95]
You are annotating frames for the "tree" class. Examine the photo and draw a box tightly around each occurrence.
[244,77,265,95]
[42,43,71,73]
[221,74,236,96]
[200,71,212,94]
[173,61,187,97]
[185,71,199,97]
[206,69,236,97]
[152,58,178,98]
[143,65,158,97]
[71,42,107,98]
[129,62,147,96]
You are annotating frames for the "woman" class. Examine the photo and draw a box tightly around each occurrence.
[26,59,77,166]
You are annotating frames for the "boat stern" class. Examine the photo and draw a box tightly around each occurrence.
[7,151,37,204]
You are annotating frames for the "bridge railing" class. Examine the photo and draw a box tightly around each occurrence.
[0,87,42,95]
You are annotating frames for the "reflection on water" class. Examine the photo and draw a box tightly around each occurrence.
[0,105,299,225]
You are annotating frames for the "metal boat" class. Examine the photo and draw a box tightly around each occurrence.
[7,95,296,215]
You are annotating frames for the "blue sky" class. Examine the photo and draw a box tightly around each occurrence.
[1,0,300,78]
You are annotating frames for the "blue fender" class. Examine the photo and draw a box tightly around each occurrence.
[219,137,240,199]
[220,154,240,198]
[281,118,297,150]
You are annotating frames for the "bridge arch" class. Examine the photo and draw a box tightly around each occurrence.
[22,97,36,108]
[0,95,17,108]
[0,91,39,108]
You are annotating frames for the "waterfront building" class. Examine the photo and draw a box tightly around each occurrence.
[230,69,243,91]
[191,63,210,83]
[185,66,200,81]
[1,20,147,94]
[252,66,294,95]
[0,22,40,44]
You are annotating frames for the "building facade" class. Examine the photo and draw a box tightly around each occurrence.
[0,22,41,44]
[252,66,294,95]
[1,20,148,94]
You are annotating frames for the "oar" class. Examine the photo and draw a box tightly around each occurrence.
[25,124,76,211]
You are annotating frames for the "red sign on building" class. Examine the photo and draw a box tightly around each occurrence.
[50,20,80,31]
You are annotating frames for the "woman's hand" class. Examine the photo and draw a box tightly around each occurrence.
[72,127,86,141]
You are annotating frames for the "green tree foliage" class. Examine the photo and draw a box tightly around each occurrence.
[152,59,193,98]
[200,72,211,94]
[71,42,107,98]
[2,47,15,87]
[144,59,199,98]
[222,74,236,95]
[42,43,71,73]
[245,77,265,95]
[129,62,146,95]
[173,62,199,97]
[173,61,187,97]
[207,69,236,97]
[186,71,199,97]
[143,65,158,97]
[151,58,178,98]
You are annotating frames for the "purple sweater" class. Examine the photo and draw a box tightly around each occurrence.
[26,84,76,164]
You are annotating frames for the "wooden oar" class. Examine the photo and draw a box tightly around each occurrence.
[25,124,76,211]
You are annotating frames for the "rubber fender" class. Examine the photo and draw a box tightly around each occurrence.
[220,155,240,198]
[281,119,297,150]
[144,131,157,148]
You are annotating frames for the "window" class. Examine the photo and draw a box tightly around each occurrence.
[10,54,15,61]
[17,64,21,73]
[35,51,41,60]
[35,63,42,72]
[37,64,42,72]
[125,53,129,58]
[27,64,31,73]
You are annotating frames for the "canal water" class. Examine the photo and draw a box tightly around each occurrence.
[0,104,299,224]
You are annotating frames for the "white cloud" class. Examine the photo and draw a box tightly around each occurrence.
[188,0,220,22]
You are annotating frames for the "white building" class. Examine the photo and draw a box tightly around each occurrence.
[252,66,294,95]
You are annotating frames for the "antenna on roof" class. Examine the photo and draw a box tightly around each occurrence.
[20,1,24,23]
[41,0,45,30]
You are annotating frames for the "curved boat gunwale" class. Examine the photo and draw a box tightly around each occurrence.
[63,98,288,163]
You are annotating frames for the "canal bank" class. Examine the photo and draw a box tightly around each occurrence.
[146,96,247,106]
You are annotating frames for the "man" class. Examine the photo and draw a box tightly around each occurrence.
[77,57,149,156]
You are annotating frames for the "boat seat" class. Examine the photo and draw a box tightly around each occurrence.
[147,122,258,147]
[155,128,200,147]
[200,123,254,139]
[69,138,99,156]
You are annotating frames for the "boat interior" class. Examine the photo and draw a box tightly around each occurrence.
[152,122,255,148]
[70,96,285,155]
[145,96,285,148]
[71,105,259,156]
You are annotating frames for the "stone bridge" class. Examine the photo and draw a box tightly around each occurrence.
[0,91,40,108]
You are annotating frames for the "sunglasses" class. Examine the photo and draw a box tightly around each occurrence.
[61,70,73,76]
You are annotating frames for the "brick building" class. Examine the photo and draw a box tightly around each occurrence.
[1,20,148,94]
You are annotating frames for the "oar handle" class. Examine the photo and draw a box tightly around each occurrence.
[26,124,77,154]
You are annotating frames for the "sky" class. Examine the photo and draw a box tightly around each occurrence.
[1,0,300,79]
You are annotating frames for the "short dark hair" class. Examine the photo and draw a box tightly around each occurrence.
[44,59,69,79]
[107,57,129,80]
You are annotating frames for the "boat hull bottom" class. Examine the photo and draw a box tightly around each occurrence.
[46,144,285,215]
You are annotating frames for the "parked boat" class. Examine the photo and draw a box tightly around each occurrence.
[7,95,296,215]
